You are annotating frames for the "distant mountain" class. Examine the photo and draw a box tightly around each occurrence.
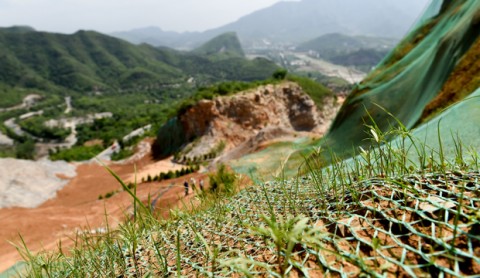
[192,32,245,59]
[111,26,204,50]
[0,26,36,34]
[0,29,278,93]
[209,0,428,44]
[111,0,429,49]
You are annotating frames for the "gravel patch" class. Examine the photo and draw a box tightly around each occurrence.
[0,158,77,208]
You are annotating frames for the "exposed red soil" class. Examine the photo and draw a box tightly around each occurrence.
[0,143,208,273]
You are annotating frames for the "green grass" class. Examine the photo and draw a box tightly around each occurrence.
[49,144,104,162]
[0,146,16,158]
[18,116,70,141]
[110,147,135,161]
[0,86,32,108]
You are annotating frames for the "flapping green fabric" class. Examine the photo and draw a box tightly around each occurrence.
[327,0,480,155]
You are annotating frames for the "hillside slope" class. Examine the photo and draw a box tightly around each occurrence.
[192,32,245,59]
[0,29,278,161]
[419,35,480,123]
[0,29,278,93]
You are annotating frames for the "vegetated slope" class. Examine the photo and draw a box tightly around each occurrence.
[110,0,429,48]
[0,25,36,34]
[192,32,245,59]
[0,29,278,160]
[322,0,480,158]
[0,29,181,92]
[0,29,278,93]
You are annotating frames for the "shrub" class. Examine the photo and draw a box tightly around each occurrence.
[15,138,36,159]
[49,145,103,162]
[208,164,237,195]
[272,69,288,80]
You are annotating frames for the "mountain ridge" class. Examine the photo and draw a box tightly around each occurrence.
[0,29,278,93]
[111,0,430,49]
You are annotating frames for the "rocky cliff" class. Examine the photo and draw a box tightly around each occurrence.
[167,82,341,162]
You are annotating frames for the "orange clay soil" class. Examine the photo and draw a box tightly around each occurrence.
[0,142,209,273]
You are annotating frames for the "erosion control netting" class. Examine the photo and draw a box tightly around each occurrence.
[325,0,480,156]
[111,170,480,277]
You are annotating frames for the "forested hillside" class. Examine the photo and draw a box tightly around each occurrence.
[0,28,277,93]
[0,29,278,160]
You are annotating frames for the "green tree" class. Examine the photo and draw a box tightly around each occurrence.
[272,69,288,80]
[15,139,35,159]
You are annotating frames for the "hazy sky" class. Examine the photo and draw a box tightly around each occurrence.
[0,0,289,34]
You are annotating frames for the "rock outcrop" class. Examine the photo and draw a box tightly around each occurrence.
[174,82,341,161]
